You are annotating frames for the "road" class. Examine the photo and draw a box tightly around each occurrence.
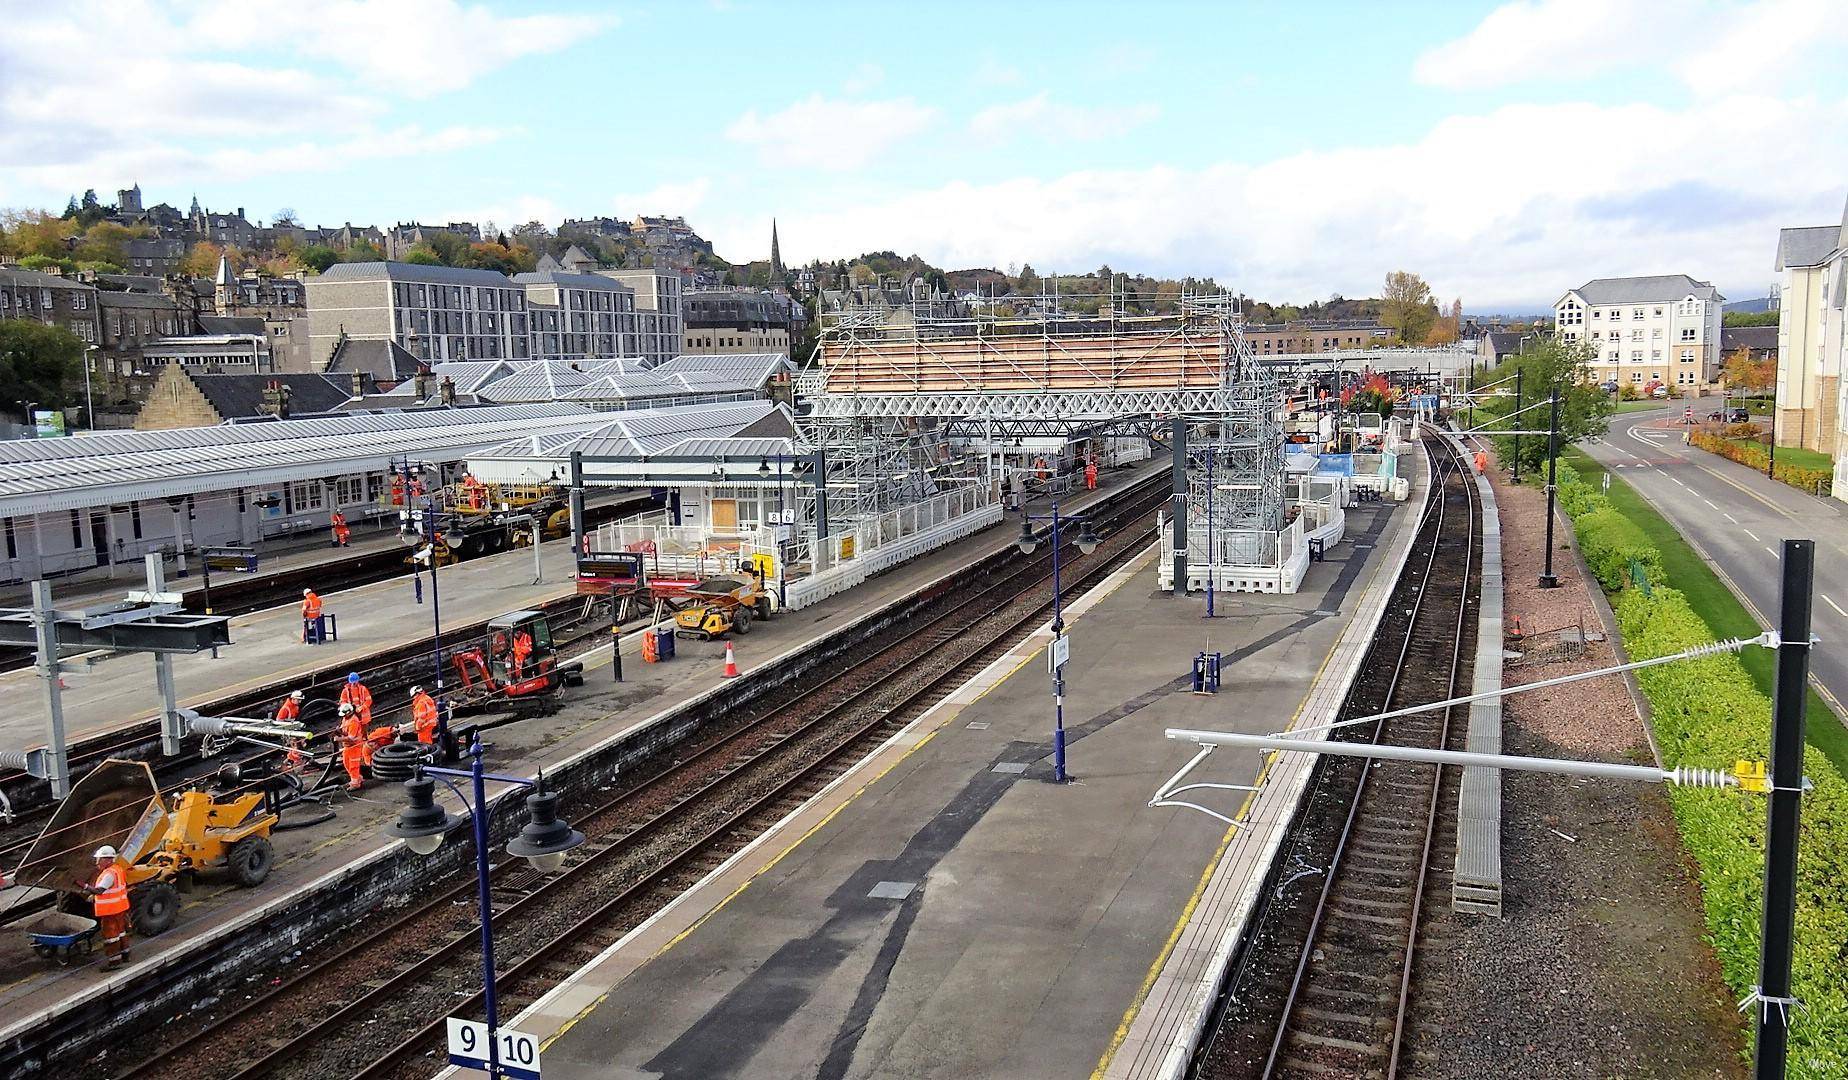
[1582,405,1848,715]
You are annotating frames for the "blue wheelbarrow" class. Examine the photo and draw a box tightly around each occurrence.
[27,912,98,965]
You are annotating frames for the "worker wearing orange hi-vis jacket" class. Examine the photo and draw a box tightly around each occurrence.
[330,510,350,547]
[339,672,373,727]
[275,689,303,724]
[1085,458,1099,491]
[301,589,324,643]
[81,847,132,968]
[511,630,533,679]
[337,703,368,789]
[409,686,440,744]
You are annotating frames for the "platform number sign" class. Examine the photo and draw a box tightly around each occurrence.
[447,1017,541,1079]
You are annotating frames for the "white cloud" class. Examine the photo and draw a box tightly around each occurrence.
[759,94,1848,307]
[1415,0,1847,95]
[611,178,713,217]
[0,0,585,205]
[969,94,1160,143]
[972,57,1025,87]
[725,96,938,170]
[191,0,618,96]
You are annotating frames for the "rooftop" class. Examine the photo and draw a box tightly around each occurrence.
[0,402,611,516]
[1775,225,1840,270]
[1564,275,1723,305]
[313,261,517,288]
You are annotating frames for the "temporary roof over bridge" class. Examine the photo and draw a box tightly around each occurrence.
[465,401,803,487]
[0,403,613,517]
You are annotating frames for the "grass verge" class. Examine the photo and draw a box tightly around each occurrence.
[1564,446,1848,775]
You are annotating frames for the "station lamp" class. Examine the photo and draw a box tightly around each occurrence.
[1016,517,1039,555]
[757,457,772,477]
[384,769,585,872]
[1077,520,1101,555]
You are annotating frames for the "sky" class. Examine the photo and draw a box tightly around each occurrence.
[3,0,1846,310]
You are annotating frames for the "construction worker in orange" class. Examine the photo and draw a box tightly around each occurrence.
[463,472,485,511]
[330,510,350,547]
[1084,456,1099,491]
[336,703,368,790]
[275,689,303,724]
[80,846,132,969]
[391,476,406,506]
[1473,449,1488,475]
[300,588,324,644]
[339,672,373,727]
[1035,457,1049,482]
[409,686,440,744]
[511,629,533,679]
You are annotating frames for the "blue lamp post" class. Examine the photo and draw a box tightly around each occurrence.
[383,735,584,1079]
[1017,502,1101,782]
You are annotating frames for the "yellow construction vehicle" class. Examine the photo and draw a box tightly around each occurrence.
[672,563,775,640]
[19,759,281,939]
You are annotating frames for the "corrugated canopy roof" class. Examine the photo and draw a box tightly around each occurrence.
[466,402,803,486]
[0,403,608,516]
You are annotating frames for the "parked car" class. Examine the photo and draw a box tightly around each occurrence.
[1728,407,1750,423]
[1651,385,1671,399]
[1600,380,1619,393]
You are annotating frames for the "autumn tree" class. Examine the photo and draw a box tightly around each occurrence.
[0,320,83,411]
[0,209,74,259]
[1720,347,1773,395]
[1381,270,1438,344]
[180,241,237,277]
[298,245,341,273]
[273,208,301,227]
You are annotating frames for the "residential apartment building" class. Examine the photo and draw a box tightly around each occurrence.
[0,267,101,348]
[1242,320,1391,356]
[97,290,182,380]
[1774,221,1842,452]
[1554,275,1723,391]
[513,271,638,361]
[305,261,533,368]
[682,289,793,356]
[596,268,683,366]
[306,260,688,370]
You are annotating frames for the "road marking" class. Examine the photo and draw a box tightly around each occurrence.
[1724,513,1738,523]
[1702,499,1718,510]
[1826,596,1848,620]
[1670,476,1688,489]
[1766,546,1777,556]
[1744,529,1761,542]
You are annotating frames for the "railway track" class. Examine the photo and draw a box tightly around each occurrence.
[91,474,1172,1080]
[1194,430,1480,1080]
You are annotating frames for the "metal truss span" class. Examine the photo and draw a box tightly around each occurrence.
[800,386,1253,422]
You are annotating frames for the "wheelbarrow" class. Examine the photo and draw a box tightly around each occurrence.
[26,912,98,965]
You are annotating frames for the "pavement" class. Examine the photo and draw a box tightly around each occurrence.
[1582,405,1848,713]
[0,464,1166,1039]
[510,495,1409,1080]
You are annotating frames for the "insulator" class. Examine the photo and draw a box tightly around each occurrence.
[1667,767,1736,789]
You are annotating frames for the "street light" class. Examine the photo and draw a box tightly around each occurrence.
[1016,500,1100,782]
[398,457,449,752]
[82,346,96,430]
[383,734,584,1079]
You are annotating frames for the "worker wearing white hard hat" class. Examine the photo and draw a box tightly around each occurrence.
[81,846,131,968]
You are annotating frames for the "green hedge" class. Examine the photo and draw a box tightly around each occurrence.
[1554,466,1848,1074]
[1574,506,1665,590]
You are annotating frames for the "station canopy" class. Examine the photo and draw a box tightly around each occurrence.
[0,402,614,516]
[465,400,804,487]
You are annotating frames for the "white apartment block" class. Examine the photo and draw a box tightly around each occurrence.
[1554,275,1723,393]
[1776,210,1846,457]
[513,271,638,361]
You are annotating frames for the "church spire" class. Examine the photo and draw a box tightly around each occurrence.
[769,218,785,284]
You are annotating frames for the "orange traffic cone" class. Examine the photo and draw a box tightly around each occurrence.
[722,642,740,679]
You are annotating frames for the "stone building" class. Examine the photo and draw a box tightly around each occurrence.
[682,289,794,356]
[1555,274,1724,393]
[306,261,534,367]
[133,367,355,430]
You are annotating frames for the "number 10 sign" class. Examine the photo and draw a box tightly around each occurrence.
[447,1017,542,1079]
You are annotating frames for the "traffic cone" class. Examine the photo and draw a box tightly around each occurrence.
[722,642,741,679]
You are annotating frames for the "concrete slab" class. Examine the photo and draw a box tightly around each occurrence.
[0,463,1167,1048]
[509,496,1407,1080]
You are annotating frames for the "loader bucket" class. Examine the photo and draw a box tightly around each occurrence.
[11,759,161,894]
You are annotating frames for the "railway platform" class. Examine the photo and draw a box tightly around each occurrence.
[0,461,1167,1067]
[491,469,1424,1078]
[0,495,646,753]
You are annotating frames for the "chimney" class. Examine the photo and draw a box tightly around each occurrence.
[237,207,245,220]
[274,381,292,420]
[351,371,364,398]
[439,377,456,406]
[413,365,432,401]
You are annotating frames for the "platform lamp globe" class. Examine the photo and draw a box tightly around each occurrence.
[384,740,585,1077]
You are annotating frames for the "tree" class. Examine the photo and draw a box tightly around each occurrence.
[298,244,340,273]
[847,262,877,287]
[1,209,74,259]
[427,230,472,267]
[273,207,301,228]
[1722,309,1779,327]
[1381,270,1437,345]
[402,243,443,266]
[73,222,138,267]
[1721,347,1774,395]
[0,319,83,411]
[1476,335,1614,476]
[1016,263,1041,294]
[180,241,234,277]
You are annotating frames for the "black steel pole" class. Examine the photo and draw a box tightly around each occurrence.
[1753,539,1813,1080]
[1539,389,1561,588]
[568,451,586,561]
[1512,367,1524,484]
[610,595,623,683]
